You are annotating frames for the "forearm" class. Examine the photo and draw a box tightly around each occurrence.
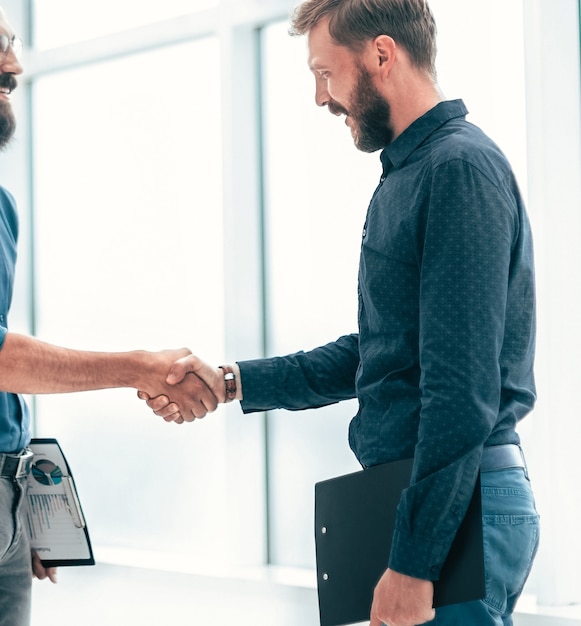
[0,332,174,395]
[239,333,359,413]
[142,336,359,422]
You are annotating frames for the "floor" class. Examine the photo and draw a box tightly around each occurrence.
[31,562,320,626]
[30,561,581,626]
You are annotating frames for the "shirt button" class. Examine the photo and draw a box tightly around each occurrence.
[362,228,367,238]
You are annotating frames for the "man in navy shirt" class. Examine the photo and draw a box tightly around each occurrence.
[0,8,217,624]
[145,1,540,624]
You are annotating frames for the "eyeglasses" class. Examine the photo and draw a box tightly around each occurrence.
[0,34,22,60]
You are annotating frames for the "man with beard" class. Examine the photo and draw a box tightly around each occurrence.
[0,7,218,626]
[0,39,16,146]
[143,0,540,624]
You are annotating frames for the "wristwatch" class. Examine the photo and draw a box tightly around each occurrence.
[218,365,237,402]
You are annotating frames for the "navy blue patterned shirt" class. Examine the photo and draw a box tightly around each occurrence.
[239,100,536,579]
[0,185,31,453]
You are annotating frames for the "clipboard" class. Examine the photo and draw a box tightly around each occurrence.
[24,438,95,567]
[314,458,485,626]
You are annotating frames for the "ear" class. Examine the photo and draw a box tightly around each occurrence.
[373,35,396,74]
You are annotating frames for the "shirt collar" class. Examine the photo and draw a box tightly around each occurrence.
[380,99,469,174]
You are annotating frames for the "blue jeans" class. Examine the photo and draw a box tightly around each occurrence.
[0,477,32,626]
[425,467,540,625]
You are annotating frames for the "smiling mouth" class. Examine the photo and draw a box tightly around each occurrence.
[0,87,12,97]
[327,100,348,117]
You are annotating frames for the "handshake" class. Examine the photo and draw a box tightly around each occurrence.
[0,334,234,423]
[135,350,234,424]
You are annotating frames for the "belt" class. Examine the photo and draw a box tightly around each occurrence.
[0,448,34,479]
[481,444,528,478]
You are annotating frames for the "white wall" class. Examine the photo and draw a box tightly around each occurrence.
[522,0,581,606]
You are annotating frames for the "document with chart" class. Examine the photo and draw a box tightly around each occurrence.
[24,438,95,567]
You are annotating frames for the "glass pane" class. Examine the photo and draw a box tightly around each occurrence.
[32,37,227,561]
[262,0,527,570]
[33,0,219,49]
[430,0,528,193]
[261,22,376,569]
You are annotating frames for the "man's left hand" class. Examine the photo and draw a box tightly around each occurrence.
[369,568,435,626]
[32,552,57,584]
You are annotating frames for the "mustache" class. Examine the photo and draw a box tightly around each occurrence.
[0,73,17,93]
[328,99,348,116]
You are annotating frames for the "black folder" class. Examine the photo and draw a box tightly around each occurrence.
[314,458,485,626]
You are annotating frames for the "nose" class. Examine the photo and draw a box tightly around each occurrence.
[1,47,23,76]
[314,78,329,108]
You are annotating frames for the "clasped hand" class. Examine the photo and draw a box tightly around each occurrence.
[138,353,223,423]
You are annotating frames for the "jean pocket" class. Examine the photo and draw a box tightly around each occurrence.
[482,513,540,614]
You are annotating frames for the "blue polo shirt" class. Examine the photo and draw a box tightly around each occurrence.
[0,185,31,453]
[238,99,536,579]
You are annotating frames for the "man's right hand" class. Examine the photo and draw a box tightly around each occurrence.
[135,350,219,422]
[138,354,228,422]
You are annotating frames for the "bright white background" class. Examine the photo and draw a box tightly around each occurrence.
[0,0,579,623]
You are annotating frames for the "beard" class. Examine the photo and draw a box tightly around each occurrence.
[0,73,17,150]
[328,66,393,153]
[0,101,16,150]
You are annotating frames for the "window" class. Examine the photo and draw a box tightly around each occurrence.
[33,0,219,49]
[33,37,228,561]
[3,0,580,621]
[261,21,376,568]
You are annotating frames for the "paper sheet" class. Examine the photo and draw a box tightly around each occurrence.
[24,438,94,566]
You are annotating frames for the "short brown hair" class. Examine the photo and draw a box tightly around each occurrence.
[290,0,437,77]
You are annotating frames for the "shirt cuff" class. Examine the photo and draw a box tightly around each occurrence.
[237,359,279,414]
[388,527,449,581]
